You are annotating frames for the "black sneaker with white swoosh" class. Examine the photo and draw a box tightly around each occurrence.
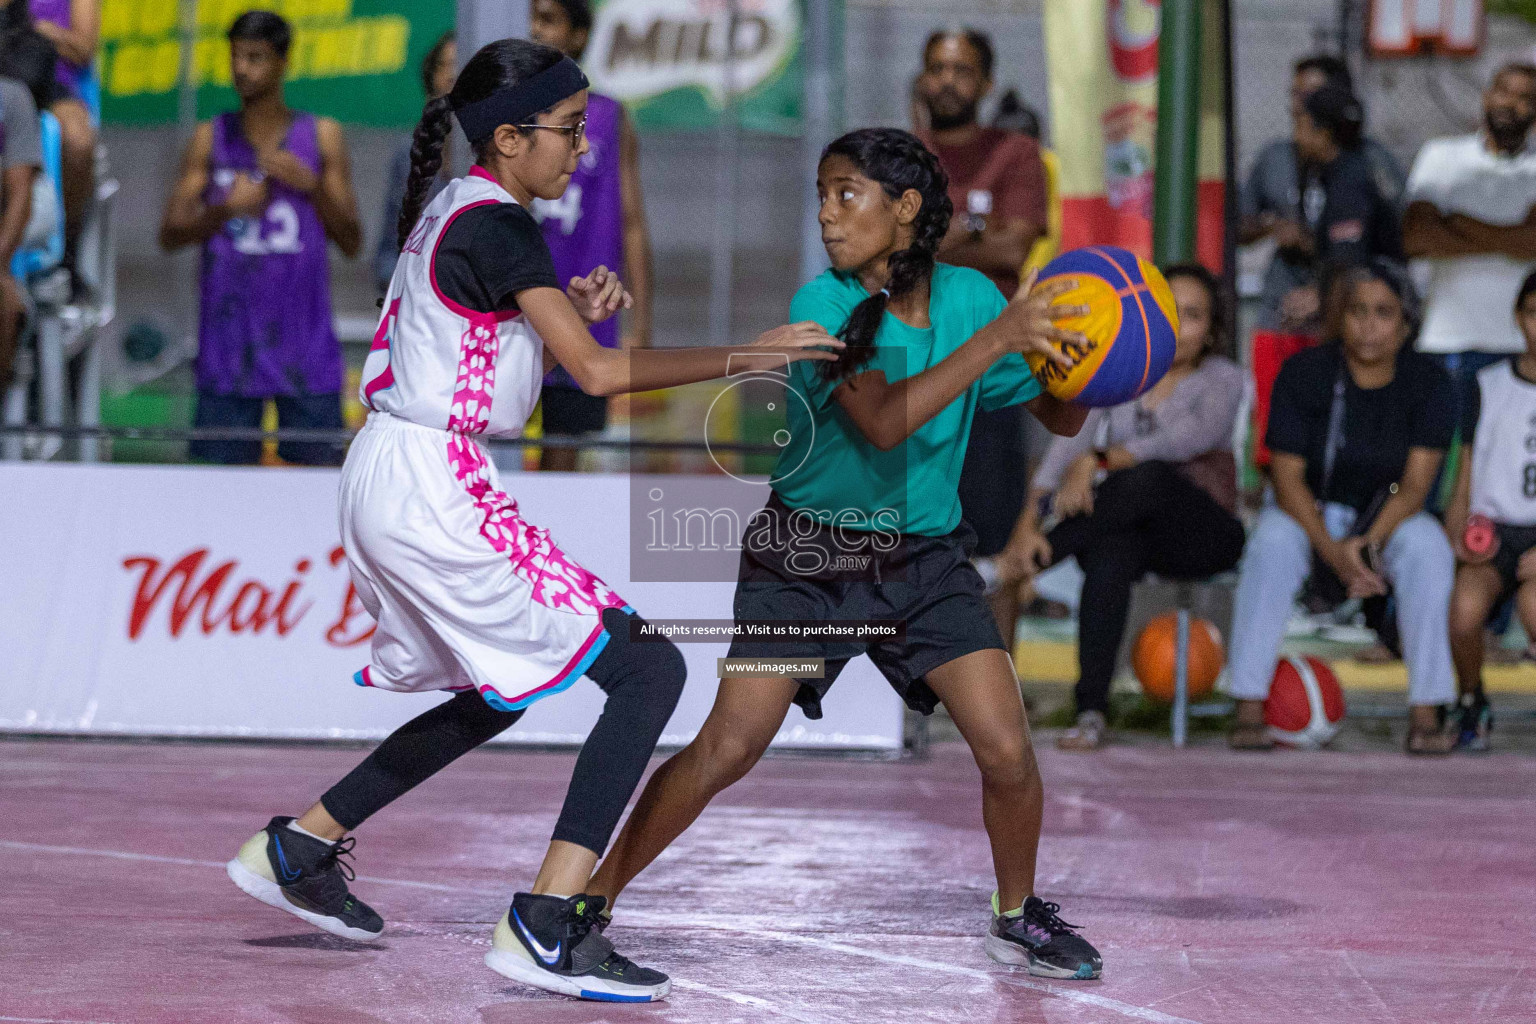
[226,815,384,940]
[485,892,669,1002]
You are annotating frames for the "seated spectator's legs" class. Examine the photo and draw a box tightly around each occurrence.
[1073,532,1148,716]
[1226,506,1313,702]
[1449,561,1502,698]
[1380,512,1456,707]
[274,392,345,467]
[49,98,94,240]
[1517,579,1536,651]
[1051,462,1246,717]
[190,392,263,465]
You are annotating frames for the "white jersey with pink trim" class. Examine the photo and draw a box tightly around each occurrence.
[361,171,542,439]
[339,172,630,711]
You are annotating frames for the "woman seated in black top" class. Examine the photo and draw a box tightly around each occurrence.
[1225,260,1458,754]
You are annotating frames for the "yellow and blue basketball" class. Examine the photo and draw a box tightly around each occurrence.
[1024,245,1179,408]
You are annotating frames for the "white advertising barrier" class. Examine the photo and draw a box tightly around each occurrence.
[0,463,904,750]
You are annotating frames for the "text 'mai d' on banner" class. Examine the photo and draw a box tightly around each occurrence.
[1043,0,1226,267]
[100,0,453,127]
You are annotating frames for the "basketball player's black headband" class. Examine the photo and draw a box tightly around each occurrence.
[452,57,590,146]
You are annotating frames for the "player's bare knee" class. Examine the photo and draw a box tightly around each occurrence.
[693,724,769,790]
[972,737,1038,792]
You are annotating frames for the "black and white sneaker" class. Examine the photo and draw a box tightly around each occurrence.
[486,892,668,1002]
[985,894,1102,980]
[226,815,384,940]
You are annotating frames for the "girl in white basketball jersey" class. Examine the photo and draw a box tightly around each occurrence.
[1446,270,1536,752]
[224,39,837,1003]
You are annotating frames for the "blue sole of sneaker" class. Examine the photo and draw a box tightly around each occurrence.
[485,947,670,1002]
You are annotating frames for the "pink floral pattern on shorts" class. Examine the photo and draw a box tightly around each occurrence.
[443,315,624,618]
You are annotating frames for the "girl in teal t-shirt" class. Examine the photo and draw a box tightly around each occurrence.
[589,128,1104,980]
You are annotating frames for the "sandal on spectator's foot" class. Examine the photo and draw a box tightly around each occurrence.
[1056,711,1107,751]
[1228,700,1274,751]
[1405,727,1456,756]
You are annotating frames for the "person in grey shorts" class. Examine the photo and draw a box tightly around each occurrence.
[1226,261,1457,754]
[0,76,41,394]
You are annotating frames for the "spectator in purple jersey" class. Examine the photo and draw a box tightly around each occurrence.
[29,0,96,242]
[158,10,361,467]
[529,0,654,471]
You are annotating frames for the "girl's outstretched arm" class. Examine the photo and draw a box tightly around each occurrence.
[520,286,841,397]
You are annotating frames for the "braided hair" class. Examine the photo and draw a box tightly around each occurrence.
[820,129,952,382]
[396,38,566,250]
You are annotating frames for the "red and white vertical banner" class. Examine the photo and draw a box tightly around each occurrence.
[1369,0,1484,57]
[1044,0,1227,268]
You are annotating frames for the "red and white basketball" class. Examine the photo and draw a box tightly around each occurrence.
[1265,656,1346,749]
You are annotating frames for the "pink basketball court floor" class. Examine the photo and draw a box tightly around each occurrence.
[3,734,1532,1024]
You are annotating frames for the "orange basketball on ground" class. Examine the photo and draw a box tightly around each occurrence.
[1131,613,1224,702]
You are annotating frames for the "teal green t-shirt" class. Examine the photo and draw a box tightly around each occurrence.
[770,263,1042,537]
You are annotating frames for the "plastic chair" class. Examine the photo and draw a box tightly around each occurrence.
[2,111,64,460]
[2,121,118,463]
[80,65,101,127]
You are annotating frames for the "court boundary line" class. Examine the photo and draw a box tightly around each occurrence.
[2,839,1208,1024]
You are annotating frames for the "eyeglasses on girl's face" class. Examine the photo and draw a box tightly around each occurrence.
[515,114,587,148]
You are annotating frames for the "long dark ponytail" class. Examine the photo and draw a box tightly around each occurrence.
[396,38,567,249]
[819,129,952,381]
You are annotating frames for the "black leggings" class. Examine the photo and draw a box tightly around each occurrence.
[1047,461,1245,716]
[320,606,685,856]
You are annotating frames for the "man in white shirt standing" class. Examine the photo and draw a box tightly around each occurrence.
[1404,63,1536,509]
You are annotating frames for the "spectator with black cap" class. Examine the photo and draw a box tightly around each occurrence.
[1242,55,1406,332]
[1266,83,1404,331]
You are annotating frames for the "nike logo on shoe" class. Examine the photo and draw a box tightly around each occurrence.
[513,908,562,966]
[272,835,302,883]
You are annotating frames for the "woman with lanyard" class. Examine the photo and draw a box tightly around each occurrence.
[1225,260,1458,754]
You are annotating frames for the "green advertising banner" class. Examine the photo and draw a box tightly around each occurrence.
[100,0,452,126]
[586,0,808,135]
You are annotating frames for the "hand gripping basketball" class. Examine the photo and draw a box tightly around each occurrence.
[1021,246,1181,407]
[996,269,1089,376]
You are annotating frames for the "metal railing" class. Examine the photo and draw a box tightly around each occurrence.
[0,422,786,461]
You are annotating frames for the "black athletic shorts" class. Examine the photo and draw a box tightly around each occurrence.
[1489,523,1536,599]
[725,494,1007,720]
[541,384,609,436]
[957,403,1027,556]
